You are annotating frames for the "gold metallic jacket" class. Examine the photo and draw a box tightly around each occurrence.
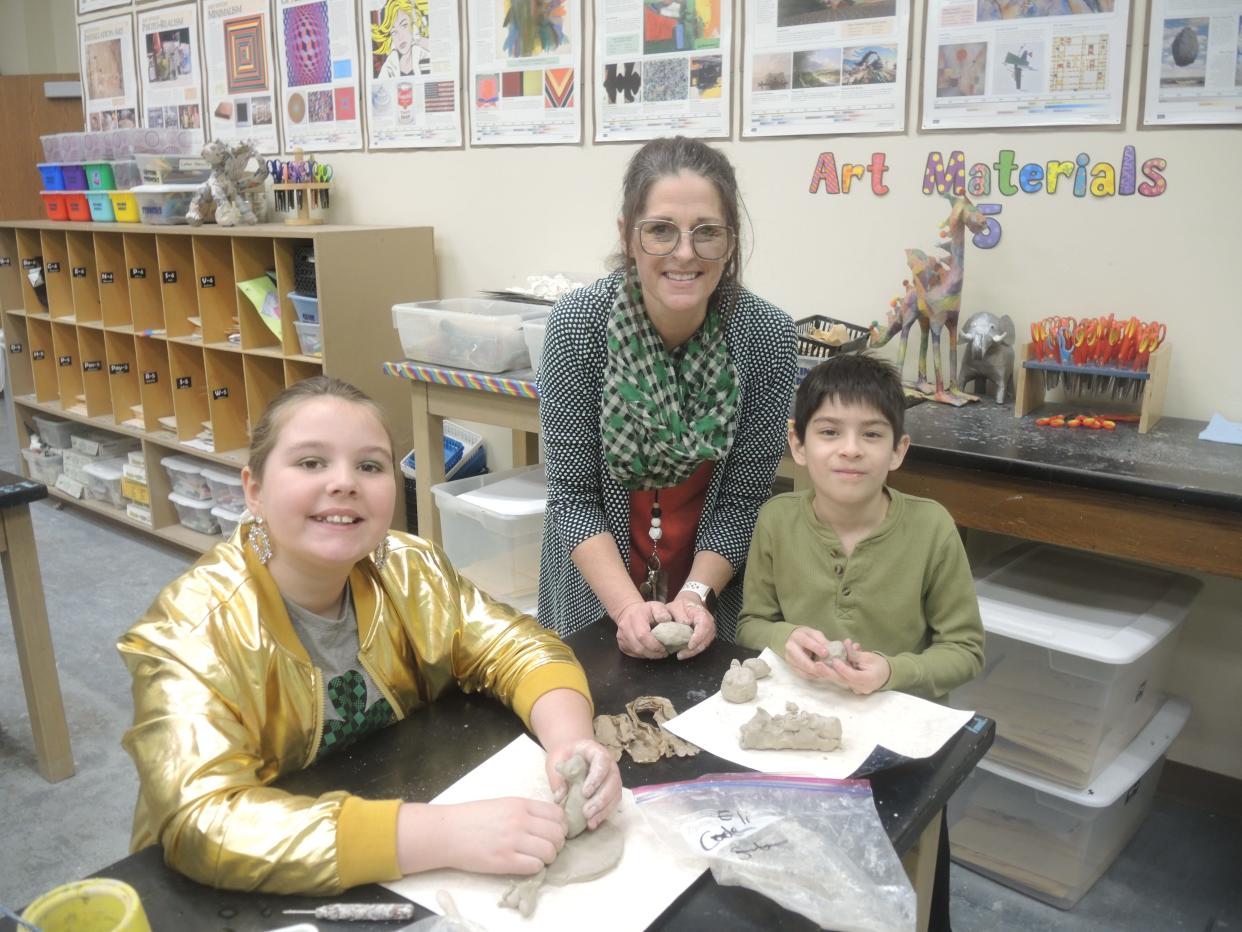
[118,530,590,895]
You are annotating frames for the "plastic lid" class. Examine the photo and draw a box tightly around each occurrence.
[169,490,214,509]
[977,696,1190,808]
[162,454,209,474]
[132,183,201,193]
[211,505,245,521]
[456,469,546,517]
[201,465,243,485]
[393,298,549,321]
[972,544,1199,664]
[82,458,125,480]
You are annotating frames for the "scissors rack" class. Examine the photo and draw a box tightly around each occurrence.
[1013,341,1170,433]
[270,149,332,226]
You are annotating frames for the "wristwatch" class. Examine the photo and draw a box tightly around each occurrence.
[679,580,718,613]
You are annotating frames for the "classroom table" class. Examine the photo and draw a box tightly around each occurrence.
[0,468,73,783]
[382,361,1242,579]
[23,623,994,932]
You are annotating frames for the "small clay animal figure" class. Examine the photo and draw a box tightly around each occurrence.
[721,659,757,703]
[958,311,1016,404]
[739,702,843,751]
[651,621,693,655]
[742,658,771,679]
[557,753,588,839]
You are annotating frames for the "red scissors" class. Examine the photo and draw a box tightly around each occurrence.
[1135,321,1167,371]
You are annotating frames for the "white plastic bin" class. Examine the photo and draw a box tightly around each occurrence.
[293,320,322,357]
[212,504,244,539]
[431,466,546,605]
[949,696,1189,909]
[133,183,199,225]
[392,298,549,373]
[169,491,220,535]
[70,429,138,458]
[201,465,245,511]
[134,152,211,185]
[82,458,126,508]
[160,454,213,501]
[32,415,75,449]
[950,544,1198,788]
[522,318,547,374]
[21,447,63,485]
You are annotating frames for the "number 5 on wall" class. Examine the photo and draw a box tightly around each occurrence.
[973,203,1002,249]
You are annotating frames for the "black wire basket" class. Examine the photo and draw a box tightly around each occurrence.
[794,315,870,358]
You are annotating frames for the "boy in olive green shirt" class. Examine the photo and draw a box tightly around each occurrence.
[736,354,984,700]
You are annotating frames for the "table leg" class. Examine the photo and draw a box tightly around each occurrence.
[410,381,446,545]
[512,431,540,467]
[1,504,74,783]
[900,810,941,932]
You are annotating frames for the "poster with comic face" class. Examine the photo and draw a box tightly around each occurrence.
[275,0,363,151]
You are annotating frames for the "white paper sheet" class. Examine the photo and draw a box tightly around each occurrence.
[662,649,974,779]
[386,735,706,931]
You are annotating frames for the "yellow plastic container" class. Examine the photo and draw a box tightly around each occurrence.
[108,190,140,223]
[21,879,151,932]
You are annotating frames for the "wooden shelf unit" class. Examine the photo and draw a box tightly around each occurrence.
[2,221,436,552]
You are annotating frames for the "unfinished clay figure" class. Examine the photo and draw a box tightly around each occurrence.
[721,659,757,703]
[593,696,701,763]
[738,702,843,751]
[498,820,625,916]
[557,754,588,838]
[825,640,848,664]
[742,658,771,679]
[651,621,693,654]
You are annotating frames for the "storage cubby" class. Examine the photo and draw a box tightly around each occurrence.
[94,232,130,329]
[3,221,435,553]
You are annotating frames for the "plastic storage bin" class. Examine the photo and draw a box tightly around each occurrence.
[212,505,244,539]
[109,190,140,223]
[160,454,213,501]
[127,501,153,527]
[133,183,198,225]
[168,491,220,535]
[431,466,546,608]
[400,421,487,532]
[32,414,76,448]
[134,152,211,185]
[201,465,245,511]
[71,429,137,457]
[288,291,319,324]
[21,447,63,485]
[949,544,1198,788]
[522,319,547,374]
[65,192,91,222]
[392,298,549,373]
[86,191,116,222]
[293,320,322,356]
[41,192,69,221]
[949,696,1189,909]
[37,164,66,190]
[61,164,87,190]
[82,458,126,508]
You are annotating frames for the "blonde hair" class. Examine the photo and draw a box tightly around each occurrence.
[247,376,396,481]
[371,0,429,56]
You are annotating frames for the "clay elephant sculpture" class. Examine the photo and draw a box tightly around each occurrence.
[958,311,1016,404]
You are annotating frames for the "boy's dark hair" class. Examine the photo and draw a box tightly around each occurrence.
[792,353,906,447]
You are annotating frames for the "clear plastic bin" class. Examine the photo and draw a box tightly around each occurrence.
[294,320,322,356]
[32,415,76,448]
[84,160,141,191]
[109,191,140,223]
[431,466,546,605]
[82,458,126,508]
[288,291,319,324]
[392,298,549,373]
[212,504,245,539]
[949,696,1189,909]
[950,544,1198,788]
[169,491,220,535]
[70,429,138,457]
[41,191,69,221]
[133,183,199,226]
[134,152,211,185]
[201,465,245,511]
[522,318,547,374]
[160,454,213,501]
[62,448,98,483]
[40,135,64,162]
[86,191,115,222]
[21,447,63,485]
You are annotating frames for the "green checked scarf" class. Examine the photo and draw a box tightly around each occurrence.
[600,278,739,490]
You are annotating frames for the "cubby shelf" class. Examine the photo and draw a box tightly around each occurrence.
[2,221,436,552]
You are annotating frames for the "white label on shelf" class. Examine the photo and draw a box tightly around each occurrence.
[54,473,86,499]
[212,387,229,400]
[200,275,215,288]
[22,259,37,269]
[47,262,61,273]
[32,350,45,361]
[101,271,114,283]
[163,271,177,284]
[8,343,21,354]
[0,257,10,267]
[110,362,130,375]
[72,267,86,278]
[129,267,146,279]
[143,371,158,384]
[83,360,102,372]
[58,355,72,367]
[176,376,192,389]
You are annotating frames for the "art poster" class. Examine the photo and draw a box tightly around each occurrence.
[136,3,206,141]
[466,0,582,144]
[202,0,281,153]
[921,0,1131,129]
[79,13,141,132]
[593,0,733,141]
[275,0,364,152]
[742,0,908,137]
[361,0,464,148]
[1142,0,1242,125]
[79,0,131,13]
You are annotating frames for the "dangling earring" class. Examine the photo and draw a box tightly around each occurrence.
[247,515,272,565]
[372,535,390,570]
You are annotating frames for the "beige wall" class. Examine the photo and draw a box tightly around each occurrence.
[0,0,78,75]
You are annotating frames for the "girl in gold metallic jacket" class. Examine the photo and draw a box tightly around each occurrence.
[118,376,621,894]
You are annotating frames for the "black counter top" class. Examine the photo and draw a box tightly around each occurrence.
[902,401,1242,513]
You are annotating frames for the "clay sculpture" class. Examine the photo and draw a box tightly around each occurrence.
[958,311,1016,404]
[825,640,848,664]
[651,621,693,655]
[742,658,771,679]
[738,702,843,751]
[557,754,589,839]
[721,659,757,703]
[593,696,701,763]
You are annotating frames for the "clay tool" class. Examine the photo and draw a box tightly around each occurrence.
[283,903,416,921]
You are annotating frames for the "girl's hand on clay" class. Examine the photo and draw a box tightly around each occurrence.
[545,738,623,830]
[785,627,835,680]
[614,601,672,659]
[422,798,569,875]
[666,594,716,660]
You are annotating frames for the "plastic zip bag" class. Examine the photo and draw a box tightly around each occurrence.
[634,774,915,932]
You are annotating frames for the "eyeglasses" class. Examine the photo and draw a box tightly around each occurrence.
[634,219,733,261]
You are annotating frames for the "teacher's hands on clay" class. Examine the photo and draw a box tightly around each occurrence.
[614,600,673,659]
[545,738,622,831]
[666,593,716,660]
[396,797,567,876]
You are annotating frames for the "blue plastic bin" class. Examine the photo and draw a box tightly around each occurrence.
[38,163,66,190]
[85,191,116,222]
[400,423,488,532]
[288,291,319,324]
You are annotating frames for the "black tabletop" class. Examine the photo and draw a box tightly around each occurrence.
[0,469,47,509]
[11,624,993,932]
[902,400,1242,513]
